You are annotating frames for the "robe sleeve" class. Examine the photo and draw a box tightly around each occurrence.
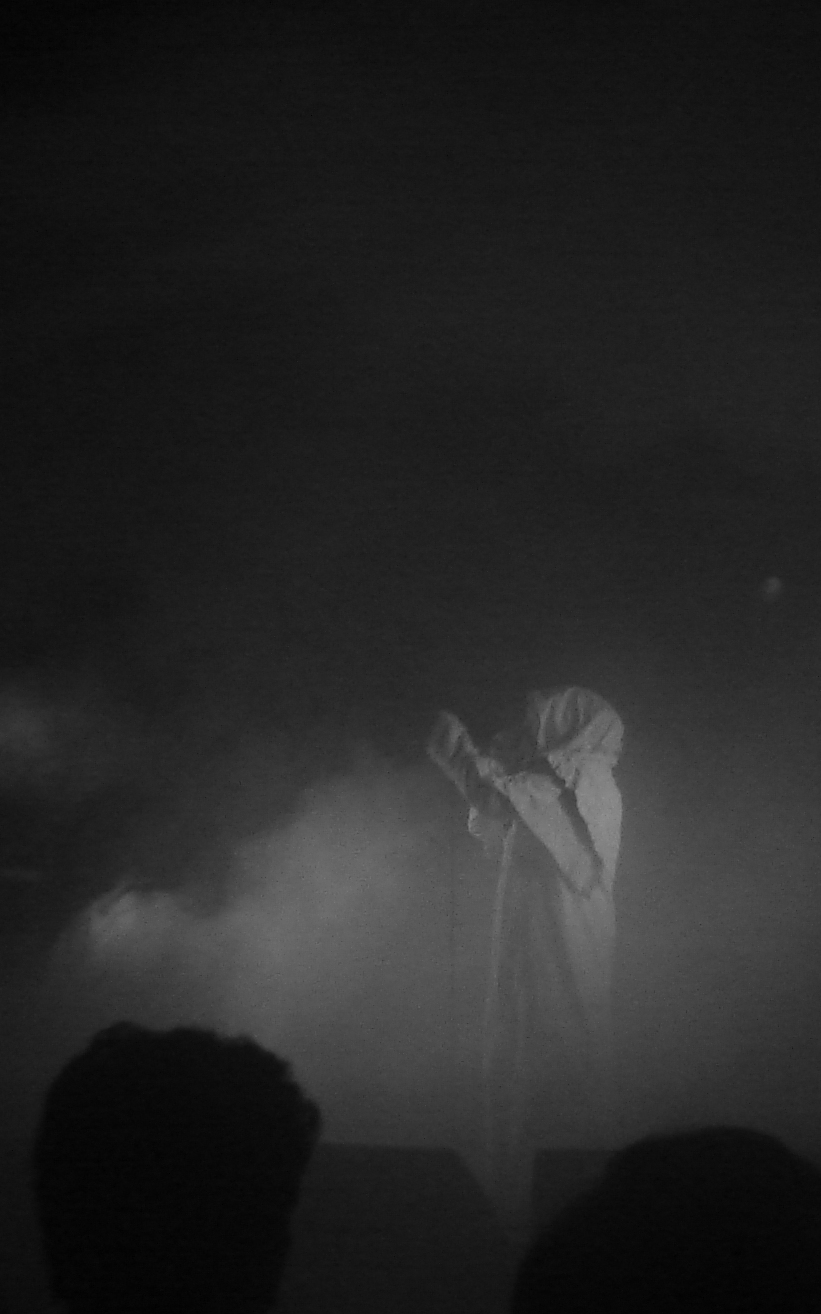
[428,704,622,898]
[502,772,603,897]
[427,711,514,821]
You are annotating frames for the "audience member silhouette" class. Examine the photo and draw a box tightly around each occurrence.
[32,1022,321,1313]
[512,1126,821,1314]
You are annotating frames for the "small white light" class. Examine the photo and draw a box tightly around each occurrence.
[761,576,783,601]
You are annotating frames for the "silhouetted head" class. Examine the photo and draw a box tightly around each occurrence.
[513,1126,821,1314]
[33,1022,321,1313]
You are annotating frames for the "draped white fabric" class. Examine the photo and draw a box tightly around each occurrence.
[428,688,624,1224]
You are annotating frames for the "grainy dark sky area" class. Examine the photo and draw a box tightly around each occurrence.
[3,1,820,711]
[2,4,821,1270]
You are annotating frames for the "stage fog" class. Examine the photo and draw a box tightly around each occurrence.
[8,706,821,1167]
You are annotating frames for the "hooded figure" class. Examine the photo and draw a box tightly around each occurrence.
[428,687,624,1227]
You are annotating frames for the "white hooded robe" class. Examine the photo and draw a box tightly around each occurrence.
[428,687,624,1220]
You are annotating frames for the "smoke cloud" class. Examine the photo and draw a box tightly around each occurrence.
[40,753,482,1148]
[5,688,821,1173]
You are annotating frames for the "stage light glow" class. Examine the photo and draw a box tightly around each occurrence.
[761,576,783,601]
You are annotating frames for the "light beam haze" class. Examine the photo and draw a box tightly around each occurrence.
[9,694,819,1168]
[36,754,490,1150]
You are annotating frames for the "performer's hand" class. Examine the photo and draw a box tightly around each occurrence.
[468,806,507,858]
[427,710,473,770]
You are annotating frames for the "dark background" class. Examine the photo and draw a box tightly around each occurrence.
[1,7,820,1294]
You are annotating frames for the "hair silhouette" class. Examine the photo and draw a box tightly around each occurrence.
[513,1126,821,1314]
[33,1022,321,1313]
